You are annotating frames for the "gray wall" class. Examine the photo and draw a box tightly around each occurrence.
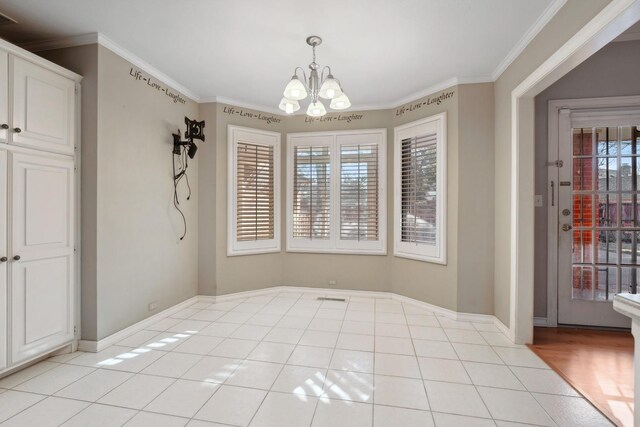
[457,83,495,314]
[200,83,496,316]
[533,39,640,318]
[493,0,612,327]
[41,45,200,340]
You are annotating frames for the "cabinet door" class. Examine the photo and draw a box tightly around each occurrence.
[11,57,75,155]
[0,51,8,144]
[0,150,6,371]
[10,151,74,364]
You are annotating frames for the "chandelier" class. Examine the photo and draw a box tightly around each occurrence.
[279,36,351,117]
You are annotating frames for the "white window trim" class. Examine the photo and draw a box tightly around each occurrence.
[394,113,447,264]
[227,125,281,256]
[286,128,387,255]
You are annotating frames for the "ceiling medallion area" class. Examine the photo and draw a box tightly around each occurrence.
[279,35,351,117]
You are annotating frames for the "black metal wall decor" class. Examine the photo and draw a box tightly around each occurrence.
[173,117,205,240]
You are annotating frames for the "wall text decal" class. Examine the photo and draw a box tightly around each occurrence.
[129,68,187,105]
[395,90,455,116]
[222,106,282,125]
[304,113,364,124]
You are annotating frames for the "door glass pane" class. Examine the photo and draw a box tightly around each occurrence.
[596,267,617,301]
[571,126,640,300]
[573,158,594,190]
[621,267,640,294]
[596,193,617,228]
[572,265,593,300]
[572,194,593,227]
[597,231,618,264]
[596,157,617,191]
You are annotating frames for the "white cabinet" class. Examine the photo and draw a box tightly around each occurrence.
[11,57,76,155]
[10,152,74,364]
[0,150,7,372]
[0,50,7,144]
[0,39,80,376]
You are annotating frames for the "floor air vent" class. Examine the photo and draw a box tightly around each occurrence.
[317,297,346,302]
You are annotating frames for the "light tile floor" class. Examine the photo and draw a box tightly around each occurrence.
[0,292,613,426]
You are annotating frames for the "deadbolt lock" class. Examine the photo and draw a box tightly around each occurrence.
[562,224,573,232]
[562,209,571,216]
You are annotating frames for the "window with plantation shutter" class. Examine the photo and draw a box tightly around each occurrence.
[228,125,281,256]
[287,129,386,254]
[394,113,447,263]
[293,145,331,240]
[340,143,379,241]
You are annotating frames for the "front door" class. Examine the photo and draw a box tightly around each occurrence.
[557,109,640,327]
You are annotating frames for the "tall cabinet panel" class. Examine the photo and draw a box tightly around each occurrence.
[0,150,7,371]
[11,57,76,155]
[10,152,74,364]
[0,51,7,144]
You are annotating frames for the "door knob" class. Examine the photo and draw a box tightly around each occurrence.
[562,224,573,232]
[13,255,20,261]
[0,124,8,130]
[13,128,21,133]
[0,257,7,263]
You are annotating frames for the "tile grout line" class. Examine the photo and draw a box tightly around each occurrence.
[402,296,437,427]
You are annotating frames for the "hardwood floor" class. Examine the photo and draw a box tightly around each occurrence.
[529,327,634,427]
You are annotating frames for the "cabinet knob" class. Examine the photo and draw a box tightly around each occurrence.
[13,128,21,133]
[13,255,20,261]
[0,124,8,130]
[0,257,7,263]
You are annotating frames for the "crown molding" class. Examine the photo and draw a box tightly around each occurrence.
[491,0,567,81]
[17,0,566,114]
[20,32,201,103]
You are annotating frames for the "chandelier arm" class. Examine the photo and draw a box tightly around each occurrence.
[320,66,332,83]
[294,66,310,91]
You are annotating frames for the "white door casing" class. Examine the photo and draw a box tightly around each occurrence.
[11,57,75,155]
[0,51,8,144]
[10,151,74,364]
[0,149,7,370]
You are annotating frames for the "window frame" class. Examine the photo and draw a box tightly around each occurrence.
[394,113,447,264]
[227,125,281,256]
[286,128,387,255]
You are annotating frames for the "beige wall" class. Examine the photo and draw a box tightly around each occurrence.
[41,45,200,340]
[493,0,612,326]
[457,83,495,314]
[533,39,640,318]
[200,84,496,315]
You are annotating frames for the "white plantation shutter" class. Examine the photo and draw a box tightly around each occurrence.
[394,113,446,263]
[236,142,274,241]
[340,144,379,241]
[401,134,437,244]
[228,125,280,256]
[288,129,386,254]
[293,145,331,239]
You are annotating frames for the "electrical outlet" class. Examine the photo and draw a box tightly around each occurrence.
[535,194,544,207]
[148,301,159,311]
[328,280,337,286]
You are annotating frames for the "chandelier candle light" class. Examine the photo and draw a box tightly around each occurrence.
[279,36,351,117]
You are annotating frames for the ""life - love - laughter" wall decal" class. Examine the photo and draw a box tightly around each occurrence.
[129,68,187,105]
[222,106,282,125]
[395,90,455,116]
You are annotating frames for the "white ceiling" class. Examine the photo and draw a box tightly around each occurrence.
[0,0,559,111]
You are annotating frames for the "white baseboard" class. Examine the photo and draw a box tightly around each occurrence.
[78,286,520,352]
[78,296,199,352]
[533,317,549,327]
